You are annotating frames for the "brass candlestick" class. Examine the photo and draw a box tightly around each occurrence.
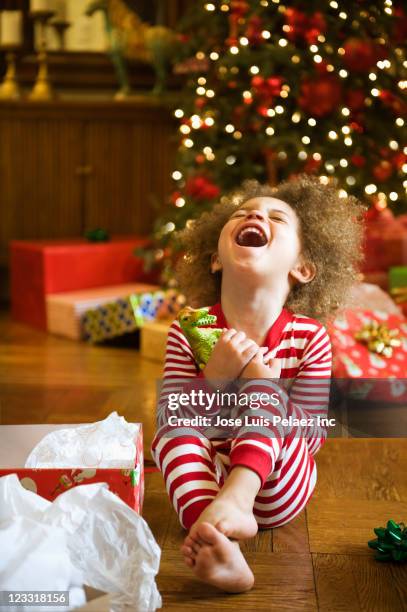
[51,19,70,51]
[29,10,55,101]
[0,49,21,100]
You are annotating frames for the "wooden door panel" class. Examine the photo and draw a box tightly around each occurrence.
[84,119,174,235]
[0,118,83,262]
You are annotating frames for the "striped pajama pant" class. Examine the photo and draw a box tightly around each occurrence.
[151,402,319,531]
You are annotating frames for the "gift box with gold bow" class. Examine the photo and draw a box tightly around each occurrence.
[328,309,407,403]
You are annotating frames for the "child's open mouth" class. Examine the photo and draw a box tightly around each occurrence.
[235,224,268,247]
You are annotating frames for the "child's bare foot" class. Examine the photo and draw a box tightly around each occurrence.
[180,522,254,593]
[192,491,258,539]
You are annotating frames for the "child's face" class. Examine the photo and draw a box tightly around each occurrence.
[212,196,312,285]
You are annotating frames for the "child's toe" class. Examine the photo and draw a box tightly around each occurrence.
[180,544,194,557]
[184,556,195,567]
[184,535,200,552]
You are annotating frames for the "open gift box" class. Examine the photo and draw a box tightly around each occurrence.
[0,423,144,513]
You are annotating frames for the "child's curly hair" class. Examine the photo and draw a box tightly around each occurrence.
[175,174,366,323]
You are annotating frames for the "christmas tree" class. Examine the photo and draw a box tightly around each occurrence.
[143,0,407,282]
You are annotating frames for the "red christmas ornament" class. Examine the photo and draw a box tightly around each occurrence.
[299,75,342,117]
[251,75,284,103]
[170,191,183,205]
[350,154,366,168]
[305,12,326,44]
[342,38,380,72]
[230,0,249,17]
[251,75,263,89]
[380,90,407,116]
[392,152,407,170]
[185,175,220,201]
[345,89,365,112]
[267,77,284,94]
[285,9,326,44]
[257,106,269,117]
[285,7,307,40]
[379,147,392,159]
[350,121,364,134]
[303,157,322,173]
[373,160,393,182]
[393,7,407,44]
[195,98,206,109]
[225,36,239,47]
[229,0,249,42]
[246,15,263,45]
[315,59,329,75]
[195,154,206,164]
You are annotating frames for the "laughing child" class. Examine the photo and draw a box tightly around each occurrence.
[151,175,364,593]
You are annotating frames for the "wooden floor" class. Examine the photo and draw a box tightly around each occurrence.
[1,312,406,611]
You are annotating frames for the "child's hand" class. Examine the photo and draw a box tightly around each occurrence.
[202,329,260,388]
[239,347,281,380]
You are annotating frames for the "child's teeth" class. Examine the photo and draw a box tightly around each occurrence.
[239,227,265,239]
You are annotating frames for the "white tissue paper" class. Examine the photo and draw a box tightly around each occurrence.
[25,412,140,469]
[0,474,85,612]
[1,413,161,611]
[0,474,162,612]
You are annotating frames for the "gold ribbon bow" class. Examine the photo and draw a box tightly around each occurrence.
[390,287,407,305]
[354,321,401,358]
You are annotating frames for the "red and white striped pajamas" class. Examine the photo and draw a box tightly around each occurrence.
[151,302,332,530]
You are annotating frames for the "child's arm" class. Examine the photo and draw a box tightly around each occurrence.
[287,325,332,455]
[236,324,332,456]
[156,320,261,427]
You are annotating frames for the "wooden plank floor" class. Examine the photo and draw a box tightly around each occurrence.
[1,313,406,611]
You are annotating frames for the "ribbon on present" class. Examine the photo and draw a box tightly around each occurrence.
[354,321,401,358]
[390,286,407,304]
[129,291,165,326]
[85,228,110,242]
[129,290,186,327]
[368,519,407,563]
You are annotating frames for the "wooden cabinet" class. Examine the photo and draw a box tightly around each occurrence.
[0,98,176,300]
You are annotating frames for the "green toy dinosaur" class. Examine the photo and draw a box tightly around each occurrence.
[177,306,223,370]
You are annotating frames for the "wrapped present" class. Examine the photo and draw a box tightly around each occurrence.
[360,271,389,291]
[83,295,142,344]
[389,266,407,289]
[82,287,186,344]
[345,282,402,316]
[328,309,407,403]
[362,208,407,274]
[133,288,186,322]
[140,318,173,363]
[0,417,144,513]
[46,283,158,340]
[389,266,407,317]
[10,236,158,329]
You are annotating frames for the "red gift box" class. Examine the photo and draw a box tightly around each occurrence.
[362,209,407,274]
[328,309,407,403]
[0,424,144,513]
[10,236,158,329]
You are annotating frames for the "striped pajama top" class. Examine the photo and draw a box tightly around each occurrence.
[157,301,333,456]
